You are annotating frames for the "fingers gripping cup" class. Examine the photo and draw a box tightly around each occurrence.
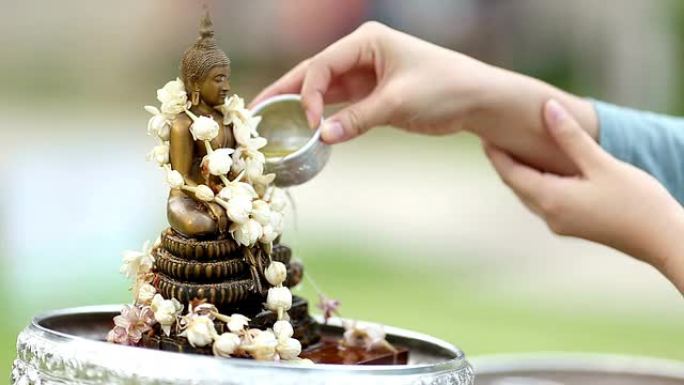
[250,94,331,187]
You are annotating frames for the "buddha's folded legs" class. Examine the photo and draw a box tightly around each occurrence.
[167,189,228,238]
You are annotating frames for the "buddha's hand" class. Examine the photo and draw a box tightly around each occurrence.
[250,21,496,144]
[485,99,684,292]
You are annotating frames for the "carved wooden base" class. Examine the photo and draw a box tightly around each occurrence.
[148,228,319,348]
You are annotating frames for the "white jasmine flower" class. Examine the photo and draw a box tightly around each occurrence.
[226,313,250,333]
[266,287,292,312]
[213,332,241,357]
[219,94,262,142]
[144,105,161,116]
[223,195,252,224]
[190,115,220,141]
[150,294,183,336]
[229,219,263,247]
[341,321,390,351]
[136,283,156,305]
[245,330,278,361]
[233,115,263,146]
[145,106,171,140]
[179,315,218,348]
[276,338,301,360]
[120,241,155,278]
[270,188,287,212]
[233,119,251,146]
[245,115,262,138]
[204,148,235,176]
[219,94,250,126]
[218,180,258,201]
[166,168,184,189]
[270,211,285,234]
[273,320,294,341]
[260,224,279,244]
[157,78,187,116]
[264,261,287,287]
[251,200,271,226]
[232,137,267,179]
[194,185,215,202]
[252,173,276,197]
[147,142,170,166]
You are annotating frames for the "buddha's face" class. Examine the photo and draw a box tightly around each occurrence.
[197,65,231,107]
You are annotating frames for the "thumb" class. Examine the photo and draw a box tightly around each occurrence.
[544,99,607,173]
[321,93,389,144]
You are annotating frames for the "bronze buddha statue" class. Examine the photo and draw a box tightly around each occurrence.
[141,12,318,353]
[167,12,234,239]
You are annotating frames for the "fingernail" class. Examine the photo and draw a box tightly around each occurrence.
[306,109,319,129]
[545,99,567,127]
[322,120,345,143]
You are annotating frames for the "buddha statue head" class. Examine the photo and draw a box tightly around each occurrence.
[180,11,231,108]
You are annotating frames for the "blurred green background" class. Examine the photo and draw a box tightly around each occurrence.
[3,0,684,380]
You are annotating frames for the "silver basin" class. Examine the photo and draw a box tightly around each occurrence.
[472,353,684,384]
[11,305,473,385]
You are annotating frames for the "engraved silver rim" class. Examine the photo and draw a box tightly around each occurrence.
[13,305,474,385]
[472,353,684,380]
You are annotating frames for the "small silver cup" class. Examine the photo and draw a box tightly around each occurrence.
[251,94,331,187]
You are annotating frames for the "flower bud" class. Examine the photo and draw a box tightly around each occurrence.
[190,115,220,141]
[260,224,279,244]
[276,338,302,360]
[273,320,294,340]
[230,219,263,247]
[205,148,234,176]
[248,330,278,361]
[166,169,184,189]
[148,143,170,166]
[212,332,241,357]
[179,315,217,348]
[136,283,156,305]
[266,287,292,312]
[264,261,287,286]
[251,200,272,226]
[225,195,252,224]
[227,313,250,333]
[151,294,183,336]
[270,188,287,212]
[194,185,215,202]
[233,120,251,146]
[218,182,258,201]
[157,78,187,116]
[147,114,170,140]
[270,211,285,233]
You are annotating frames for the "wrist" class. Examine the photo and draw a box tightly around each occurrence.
[459,64,514,135]
[646,207,684,293]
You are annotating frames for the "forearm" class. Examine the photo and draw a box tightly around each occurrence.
[464,66,598,175]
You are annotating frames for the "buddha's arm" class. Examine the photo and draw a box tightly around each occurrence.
[170,115,197,187]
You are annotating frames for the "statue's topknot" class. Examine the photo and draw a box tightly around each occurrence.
[180,10,230,88]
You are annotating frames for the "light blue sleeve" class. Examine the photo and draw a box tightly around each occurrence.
[593,100,684,204]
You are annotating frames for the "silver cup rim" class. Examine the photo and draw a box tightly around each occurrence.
[250,93,325,165]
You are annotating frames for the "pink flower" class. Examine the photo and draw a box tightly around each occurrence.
[340,321,393,352]
[316,295,340,324]
[108,305,156,345]
[106,326,128,344]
